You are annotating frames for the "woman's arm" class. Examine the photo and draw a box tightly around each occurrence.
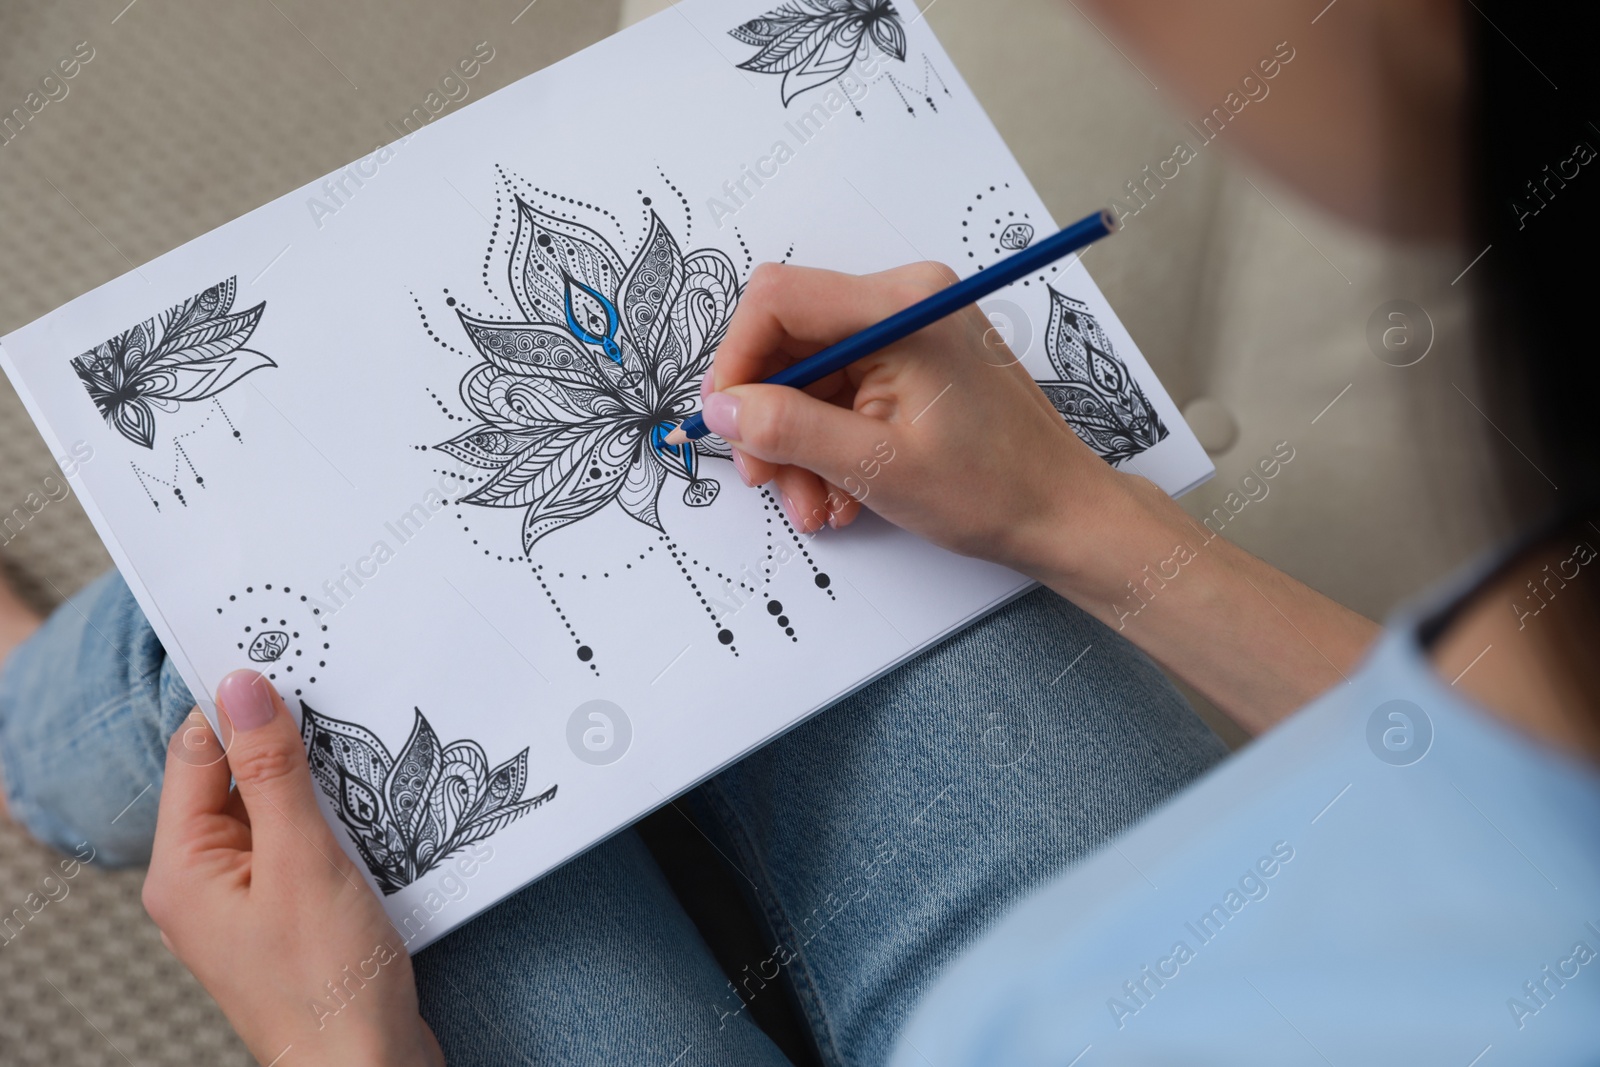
[703,262,1378,735]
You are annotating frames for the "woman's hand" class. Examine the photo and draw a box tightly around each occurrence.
[705,262,1380,732]
[143,670,444,1067]
[703,261,1131,575]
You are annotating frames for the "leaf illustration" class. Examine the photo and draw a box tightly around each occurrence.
[437,193,738,558]
[70,276,277,449]
[1036,288,1168,465]
[300,703,556,895]
[730,0,906,106]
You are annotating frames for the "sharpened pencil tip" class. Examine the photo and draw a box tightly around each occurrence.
[664,427,689,446]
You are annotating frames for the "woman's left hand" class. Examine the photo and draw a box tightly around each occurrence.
[143,670,445,1067]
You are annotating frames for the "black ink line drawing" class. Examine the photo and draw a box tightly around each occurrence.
[999,223,1035,250]
[128,399,246,510]
[71,277,275,449]
[432,176,839,666]
[878,53,950,115]
[1037,288,1170,464]
[730,0,906,107]
[961,183,1038,269]
[302,703,556,895]
[214,582,331,698]
[433,179,751,664]
[434,195,738,549]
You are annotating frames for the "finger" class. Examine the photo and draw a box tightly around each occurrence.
[706,382,896,492]
[153,709,235,835]
[213,670,341,866]
[821,480,864,529]
[714,262,951,391]
[772,466,830,533]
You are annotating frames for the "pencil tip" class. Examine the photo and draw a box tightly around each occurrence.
[664,427,689,446]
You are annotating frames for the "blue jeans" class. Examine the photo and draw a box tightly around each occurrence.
[0,571,1228,1065]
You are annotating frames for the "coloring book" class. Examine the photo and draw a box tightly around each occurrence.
[1,0,1212,948]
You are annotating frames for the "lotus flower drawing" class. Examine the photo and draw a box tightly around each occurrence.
[70,276,275,449]
[1036,288,1169,464]
[730,0,907,106]
[435,195,740,552]
[302,703,556,894]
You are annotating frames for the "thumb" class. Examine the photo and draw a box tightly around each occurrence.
[711,383,890,487]
[214,670,338,862]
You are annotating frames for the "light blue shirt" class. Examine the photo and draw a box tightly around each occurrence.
[894,592,1600,1065]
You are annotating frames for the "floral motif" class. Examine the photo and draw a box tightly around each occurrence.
[70,277,275,449]
[302,703,556,895]
[436,197,739,552]
[730,0,906,106]
[1037,288,1169,464]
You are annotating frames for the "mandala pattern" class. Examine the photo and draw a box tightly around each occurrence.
[302,703,556,895]
[1037,288,1170,464]
[70,277,275,449]
[730,0,906,107]
[436,196,739,553]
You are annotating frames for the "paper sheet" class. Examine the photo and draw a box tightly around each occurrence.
[1,0,1212,948]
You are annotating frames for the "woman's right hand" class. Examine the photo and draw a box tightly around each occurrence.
[703,261,1379,732]
[703,261,1152,586]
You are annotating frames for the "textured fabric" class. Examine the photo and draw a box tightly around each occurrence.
[414,588,1228,1065]
[893,609,1600,1065]
[0,571,192,866]
[1,572,1226,1064]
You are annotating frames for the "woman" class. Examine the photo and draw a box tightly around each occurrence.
[3,0,1596,1062]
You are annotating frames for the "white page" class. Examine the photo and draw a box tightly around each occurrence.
[1,0,1211,948]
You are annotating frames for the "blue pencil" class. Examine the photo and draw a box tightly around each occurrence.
[665,207,1119,444]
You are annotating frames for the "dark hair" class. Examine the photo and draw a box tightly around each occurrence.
[1467,0,1600,720]
[1469,1,1599,511]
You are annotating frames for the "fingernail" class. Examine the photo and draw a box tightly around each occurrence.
[702,392,741,441]
[216,670,277,732]
[700,372,714,404]
[781,493,805,530]
[827,509,840,530]
[732,450,755,487]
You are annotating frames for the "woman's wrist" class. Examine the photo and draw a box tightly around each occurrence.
[1006,464,1195,610]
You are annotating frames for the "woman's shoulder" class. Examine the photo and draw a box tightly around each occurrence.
[893,626,1600,1066]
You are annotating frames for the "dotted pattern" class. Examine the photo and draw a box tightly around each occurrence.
[531,563,599,674]
[126,400,243,510]
[654,166,692,242]
[214,583,331,697]
[961,183,1056,285]
[874,54,951,118]
[660,535,740,655]
[761,487,835,600]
